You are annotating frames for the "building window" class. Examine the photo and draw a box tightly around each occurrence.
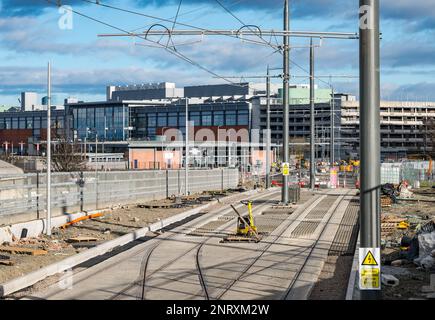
[202,112,212,126]
[179,114,186,127]
[148,114,156,127]
[87,108,95,129]
[4,118,11,129]
[157,113,167,127]
[26,118,33,129]
[18,118,26,129]
[226,111,237,126]
[168,113,178,126]
[238,110,249,126]
[12,118,18,129]
[190,112,201,126]
[214,111,224,126]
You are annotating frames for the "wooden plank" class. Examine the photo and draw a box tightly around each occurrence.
[67,236,99,243]
[0,246,48,256]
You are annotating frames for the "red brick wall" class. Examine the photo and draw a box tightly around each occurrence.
[0,129,33,145]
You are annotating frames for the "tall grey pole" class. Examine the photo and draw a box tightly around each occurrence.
[185,98,189,195]
[46,62,52,236]
[310,38,316,190]
[95,134,98,209]
[281,0,290,204]
[359,0,381,300]
[330,86,335,165]
[266,65,271,189]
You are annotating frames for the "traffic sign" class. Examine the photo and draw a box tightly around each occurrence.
[359,248,381,290]
[282,162,290,176]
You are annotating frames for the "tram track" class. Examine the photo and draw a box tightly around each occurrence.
[108,189,281,300]
[194,190,354,300]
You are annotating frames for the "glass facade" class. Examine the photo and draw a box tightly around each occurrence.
[0,102,251,146]
[0,110,64,138]
[68,104,128,141]
[130,102,251,141]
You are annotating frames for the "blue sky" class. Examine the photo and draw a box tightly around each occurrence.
[0,0,434,105]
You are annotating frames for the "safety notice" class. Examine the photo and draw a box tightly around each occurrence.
[359,248,381,290]
[282,163,290,176]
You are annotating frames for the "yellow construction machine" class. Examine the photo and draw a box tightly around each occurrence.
[223,200,261,242]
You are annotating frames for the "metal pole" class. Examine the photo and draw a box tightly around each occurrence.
[46,62,52,236]
[266,65,271,189]
[310,38,316,190]
[282,0,290,204]
[95,134,98,209]
[185,98,189,195]
[330,86,335,165]
[359,0,381,300]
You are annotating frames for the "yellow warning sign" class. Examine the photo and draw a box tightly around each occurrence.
[362,250,378,266]
[282,163,290,176]
[360,268,380,289]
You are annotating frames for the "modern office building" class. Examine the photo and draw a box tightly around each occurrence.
[0,108,65,155]
[340,99,435,160]
[2,82,435,162]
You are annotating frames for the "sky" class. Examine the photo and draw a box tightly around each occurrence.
[0,0,434,105]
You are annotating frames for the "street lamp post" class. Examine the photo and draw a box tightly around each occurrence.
[185,98,189,196]
[95,131,98,209]
[359,0,381,300]
[46,61,52,236]
[282,0,290,204]
[266,65,271,189]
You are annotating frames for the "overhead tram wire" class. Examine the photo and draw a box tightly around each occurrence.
[73,0,282,50]
[167,0,183,49]
[43,0,247,87]
[129,0,247,33]
[213,0,279,53]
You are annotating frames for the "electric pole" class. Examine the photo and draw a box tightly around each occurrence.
[185,98,189,196]
[281,0,290,204]
[359,0,381,300]
[266,65,271,189]
[330,86,336,165]
[46,62,52,236]
[310,38,316,190]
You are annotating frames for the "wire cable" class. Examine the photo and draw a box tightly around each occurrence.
[43,0,247,87]
[213,0,280,53]
[74,0,280,49]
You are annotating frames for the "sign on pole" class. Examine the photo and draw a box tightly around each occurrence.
[359,247,381,290]
[282,162,290,176]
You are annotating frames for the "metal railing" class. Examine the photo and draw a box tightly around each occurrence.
[0,168,239,219]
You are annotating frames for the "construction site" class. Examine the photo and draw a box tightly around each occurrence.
[0,1,434,315]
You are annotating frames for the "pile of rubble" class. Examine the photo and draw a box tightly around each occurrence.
[382,214,435,269]
[381,182,416,208]
[0,237,76,266]
[381,196,435,300]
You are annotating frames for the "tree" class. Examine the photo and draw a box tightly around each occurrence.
[50,133,86,172]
